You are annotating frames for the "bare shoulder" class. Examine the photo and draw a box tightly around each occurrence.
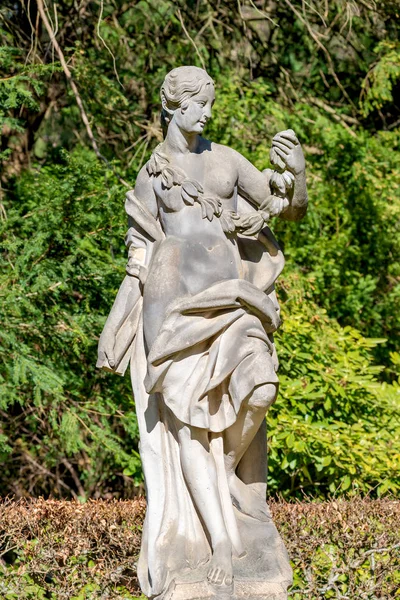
[209,141,240,162]
[210,141,255,168]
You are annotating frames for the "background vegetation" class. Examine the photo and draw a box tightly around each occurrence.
[1,0,399,500]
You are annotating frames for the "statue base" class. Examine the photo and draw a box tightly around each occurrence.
[164,579,288,600]
[154,509,292,600]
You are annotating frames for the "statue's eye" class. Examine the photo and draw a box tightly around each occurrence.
[198,101,206,107]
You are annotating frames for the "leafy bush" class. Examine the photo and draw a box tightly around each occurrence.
[0,148,142,499]
[1,143,399,500]
[270,273,400,497]
[0,0,399,499]
[207,77,400,366]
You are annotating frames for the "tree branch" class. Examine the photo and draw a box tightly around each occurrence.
[36,0,131,188]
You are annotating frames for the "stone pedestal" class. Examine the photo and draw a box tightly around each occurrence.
[165,580,287,600]
[156,509,292,600]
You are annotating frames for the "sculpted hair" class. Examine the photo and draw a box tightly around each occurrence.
[160,66,214,136]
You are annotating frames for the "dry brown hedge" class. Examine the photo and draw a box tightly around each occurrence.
[274,498,400,599]
[0,497,399,599]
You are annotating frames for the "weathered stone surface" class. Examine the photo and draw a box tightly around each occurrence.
[166,580,287,600]
[97,65,308,600]
[162,510,292,599]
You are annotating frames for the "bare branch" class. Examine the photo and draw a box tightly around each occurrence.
[282,0,358,112]
[36,0,131,187]
[61,458,86,499]
[309,97,359,135]
[176,8,206,70]
[96,0,124,88]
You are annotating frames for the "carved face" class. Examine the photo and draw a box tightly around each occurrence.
[173,83,215,134]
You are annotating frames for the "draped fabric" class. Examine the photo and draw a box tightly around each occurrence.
[99,192,286,598]
[145,280,279,433]
[131,316,211,597]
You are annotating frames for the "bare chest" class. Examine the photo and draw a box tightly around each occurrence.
[153,153,237,213]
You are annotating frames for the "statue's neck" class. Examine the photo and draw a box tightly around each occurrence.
[164,121,199,155]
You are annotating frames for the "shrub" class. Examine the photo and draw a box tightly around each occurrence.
[0,498,398,599]
[0,148,142,500]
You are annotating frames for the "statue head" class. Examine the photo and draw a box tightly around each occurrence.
[160,66,215,137]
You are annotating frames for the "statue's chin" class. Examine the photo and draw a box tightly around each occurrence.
[179,124,205,135]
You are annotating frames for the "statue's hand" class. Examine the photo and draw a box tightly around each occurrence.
[232,211,268,236]
[234,195,289,235]
[270,129,305,175]
[260,194,289,216]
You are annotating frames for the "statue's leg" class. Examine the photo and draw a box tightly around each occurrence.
[177,423,233,587]
[223,383,278,521]
[236,418,267,487]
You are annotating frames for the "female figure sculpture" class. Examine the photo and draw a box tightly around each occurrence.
[97,66,307,600]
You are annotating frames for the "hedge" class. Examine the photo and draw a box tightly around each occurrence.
[0,497,399,599]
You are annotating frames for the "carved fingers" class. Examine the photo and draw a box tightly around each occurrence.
[274,129,299,145]
[270,129,305,175]
[269,170,295,199]
[233,199,290,235]
[232,211,268,236]
[268,196,290,217]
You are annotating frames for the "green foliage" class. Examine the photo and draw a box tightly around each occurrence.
[277,111,400,364]
[269,273,400,497]
[0,0,399,499]
[1,148,142,498]
[208,77,400,366]
[0,44,58,161]
[361,41,400,117]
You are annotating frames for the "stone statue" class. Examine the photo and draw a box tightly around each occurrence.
[97,66,308,600]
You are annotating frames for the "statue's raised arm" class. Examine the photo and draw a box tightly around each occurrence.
[97,65,308,600]
[230,129,307,236]
[270,128,308,221]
